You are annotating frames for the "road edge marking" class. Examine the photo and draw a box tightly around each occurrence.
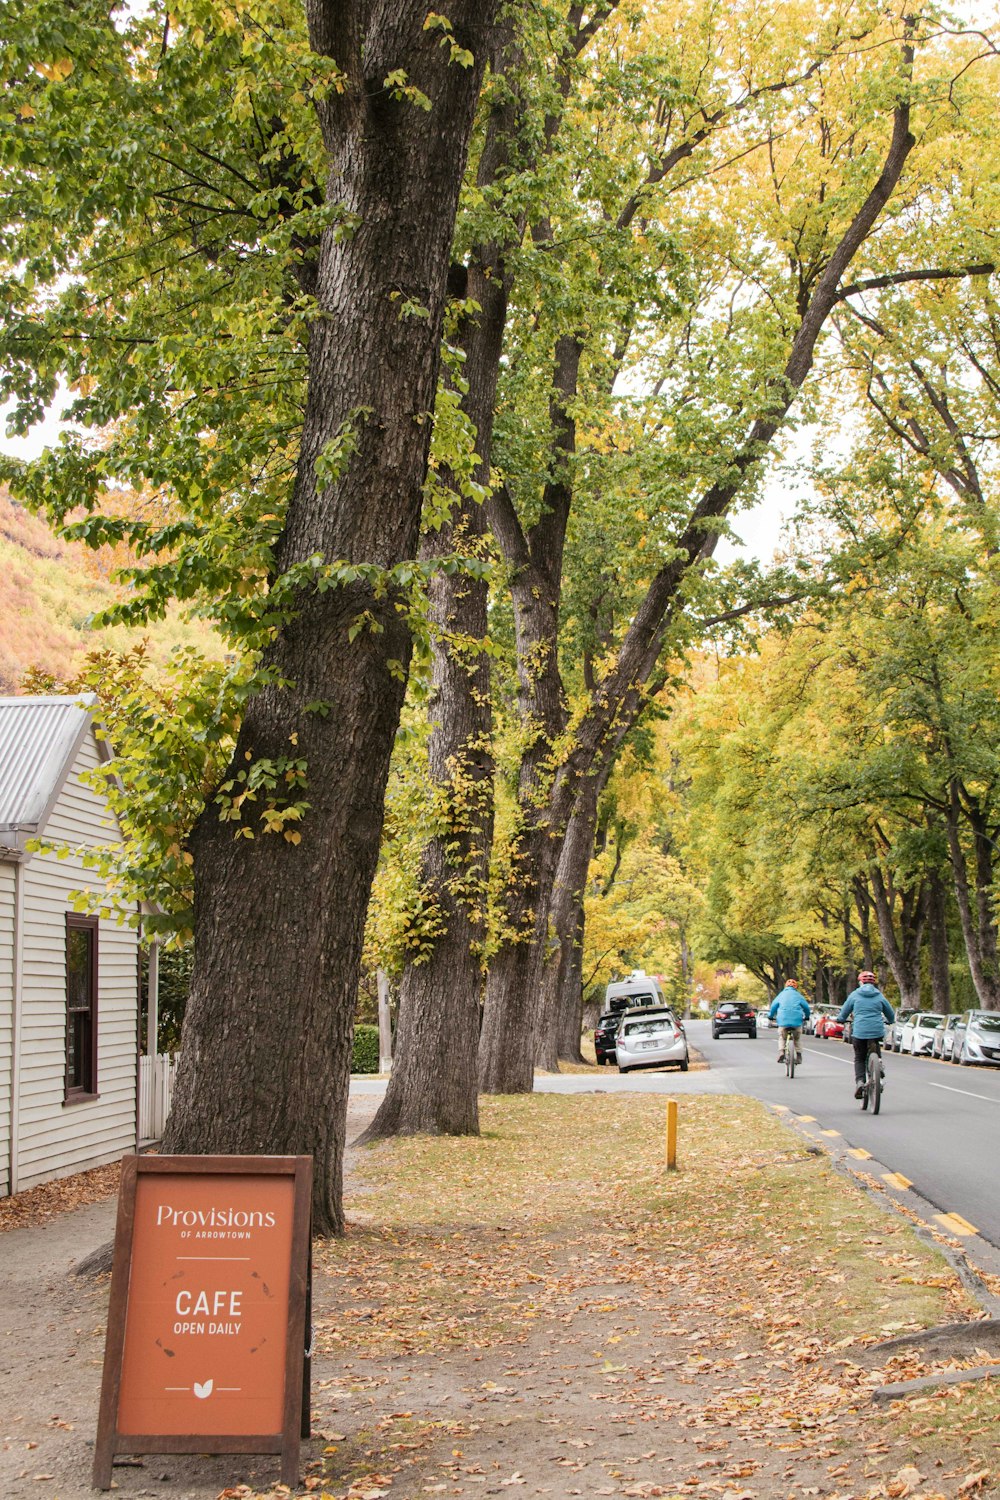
[881,1171,912,1190]
[934,1212,980,1238]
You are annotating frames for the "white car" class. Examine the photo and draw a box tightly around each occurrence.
[616,1008,689,1074]
[888,1009,916,1051]
[931,1015,961,1060]
[898,1011,945,1056]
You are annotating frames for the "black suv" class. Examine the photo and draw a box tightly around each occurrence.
[711,1001,757,1039]
[594,1012,621,1064]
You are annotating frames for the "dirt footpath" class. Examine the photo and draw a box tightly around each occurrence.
[1,1093,998,1500]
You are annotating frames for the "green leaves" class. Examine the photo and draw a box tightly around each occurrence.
[423,12,476,70]
[22,644,248,942]
[314,410,371,493]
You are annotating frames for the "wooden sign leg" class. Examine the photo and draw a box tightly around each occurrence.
[92,1439,114,1491]
[281,1429,302,1489]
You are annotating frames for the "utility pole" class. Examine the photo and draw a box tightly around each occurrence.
[376,969,393,1074]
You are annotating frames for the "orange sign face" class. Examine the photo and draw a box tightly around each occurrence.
[117,1172,295,1436]
[94,1155,312,1492]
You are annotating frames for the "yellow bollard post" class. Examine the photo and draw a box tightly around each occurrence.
[666,1099,678,1169]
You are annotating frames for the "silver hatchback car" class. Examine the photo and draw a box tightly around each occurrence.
[616,1008,689,1074]
[950,1009,1000,1067]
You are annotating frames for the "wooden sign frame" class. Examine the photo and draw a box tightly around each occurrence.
[94,1154,312,1491]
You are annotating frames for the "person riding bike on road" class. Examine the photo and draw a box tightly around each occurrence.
[768,979,811,1066]
[838,971,895,1099]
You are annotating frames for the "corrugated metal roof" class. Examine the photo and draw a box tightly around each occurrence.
[0,694,96,833]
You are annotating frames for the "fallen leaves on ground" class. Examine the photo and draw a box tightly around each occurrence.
[0,1158,122,1232]
[234,1096,999,1500]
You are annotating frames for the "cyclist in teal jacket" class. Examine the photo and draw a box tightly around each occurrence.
[838,972,895,1099]
[768,980,811,1065]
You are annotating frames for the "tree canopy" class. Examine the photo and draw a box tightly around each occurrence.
[2,0,999,1217]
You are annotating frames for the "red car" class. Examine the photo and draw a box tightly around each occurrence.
[814,1009,844,1040]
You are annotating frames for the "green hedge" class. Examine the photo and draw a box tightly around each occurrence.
[352,1023,381,1074]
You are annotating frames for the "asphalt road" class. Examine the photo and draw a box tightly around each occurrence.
[691,1019,1000,1250]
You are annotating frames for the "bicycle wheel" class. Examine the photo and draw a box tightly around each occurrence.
[868,1050,881,1115]
[786,1042,795,1078]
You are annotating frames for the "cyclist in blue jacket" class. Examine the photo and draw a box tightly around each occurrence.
[768,979,811,1066]
[838,971,895,1099]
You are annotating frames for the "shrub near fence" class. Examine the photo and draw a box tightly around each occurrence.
[352,1024,381,1074]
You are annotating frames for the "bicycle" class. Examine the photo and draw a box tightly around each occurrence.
[860,1039,883,1114]
[781,1028,800,1078]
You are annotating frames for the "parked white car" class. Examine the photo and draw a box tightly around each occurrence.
[898,1011,945,1055]
[931,1015,961,1060]
[616,1008,689,1073]
[888,1009,916,1051]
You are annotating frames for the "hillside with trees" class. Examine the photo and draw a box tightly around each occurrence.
[0,486,124,689]
[0,486,219,691]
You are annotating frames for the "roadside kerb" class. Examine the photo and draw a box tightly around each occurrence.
[764,1102,1000,1318]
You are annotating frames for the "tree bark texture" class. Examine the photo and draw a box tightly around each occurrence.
[360,276,503,1139]
[868,866,926,1009]
[478,336,579,1092]
[360,23,532,1135]
[535,764,608,1069]
[678,933,692,1017]
[945,783,1000,1008]
[926,870,952,1013]
[557,900,588,1060]
[360,503,493,1140]
[852,877,876,972]
[164,0,498,1234]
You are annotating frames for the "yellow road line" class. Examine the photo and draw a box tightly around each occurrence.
[848,1147,872,1160]
[820,1129,841,1138]
[934,1212,979,1238]
[881,1171,912,1191]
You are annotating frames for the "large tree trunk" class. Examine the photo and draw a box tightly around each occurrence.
[163,1,497,1234]
[359,166,516,1139]
[535,766,608,1069]
[852,877,876,972]
[927,870,951,1013]
[868,866,926,1009]
[478,334,578,1092]
[479,929,548,1093]
[678,931,692,1017]
[945,782,1000,1009]
[556,900,588,1060]
[363,20,546,1132]
[359,501,493,1141]
[839,901,859,995]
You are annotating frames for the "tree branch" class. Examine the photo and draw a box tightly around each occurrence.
[835,262,995,302]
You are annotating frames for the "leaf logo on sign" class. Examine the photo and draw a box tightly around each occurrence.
[193,1380,214,1400]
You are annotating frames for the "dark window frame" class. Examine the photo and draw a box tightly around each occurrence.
[65,914,99,1102]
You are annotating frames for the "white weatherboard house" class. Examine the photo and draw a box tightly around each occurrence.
[0,695,142,1197]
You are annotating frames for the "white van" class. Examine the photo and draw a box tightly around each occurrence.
[604,970,665,1015]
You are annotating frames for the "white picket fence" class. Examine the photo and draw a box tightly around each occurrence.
[138,1054,178,1144]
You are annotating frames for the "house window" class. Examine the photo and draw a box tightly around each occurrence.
[66,916,98,1100]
